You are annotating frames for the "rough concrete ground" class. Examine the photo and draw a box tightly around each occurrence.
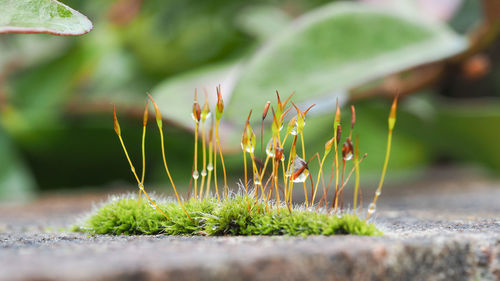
[0,172,499,281]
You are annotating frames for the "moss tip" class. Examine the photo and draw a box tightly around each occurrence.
[113,105,121,136]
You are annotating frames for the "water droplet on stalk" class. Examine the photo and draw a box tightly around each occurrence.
[375,190,381,196]
[368,203,376,215]
[289,156,309,183]
[342,139,354,161]
[203,111,212,122]
[245,146,254,154]
[254,175,261,185]
[207,163,213,171]
[293,169,309,183]
[201,169,207,177]
[191,113,199,123]
[265,138,274,157]
[192,170,199,179]
[290,123,298,136]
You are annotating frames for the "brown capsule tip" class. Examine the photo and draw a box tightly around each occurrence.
[262,101,271,120]
[290,102,305,122]
[193,102,201,122]
[276,90,281,106]
[336,124,342,145]
[216,85,224,113]
[282,91,294,108]
[350,105,356,128]
[148,94,162,123]
[143,100,149,127]
[290,101,300,113]
[335,99,341,120]
[388,95,398,130]
[390,95,398,118]
[325,137,335,151]
[304,104,316,116]
[274,146,284,162]
[113,105,121,136]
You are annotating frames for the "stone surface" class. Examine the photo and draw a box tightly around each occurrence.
[0,172,499,281]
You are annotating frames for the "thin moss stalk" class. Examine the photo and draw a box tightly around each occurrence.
[106,90,399,236]
[366,96,398,220]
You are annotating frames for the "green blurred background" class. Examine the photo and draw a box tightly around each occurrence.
[1,0,499,201]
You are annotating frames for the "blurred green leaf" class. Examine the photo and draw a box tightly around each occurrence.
[0,128,35,201]
[228,2,467,124]
[0,0,93,35]
[236,6,292,41]
[152,2,467,140]
[151,61,241,129]
[435,100,500,170]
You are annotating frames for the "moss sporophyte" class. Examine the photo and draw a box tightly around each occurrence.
[74,89,398,236]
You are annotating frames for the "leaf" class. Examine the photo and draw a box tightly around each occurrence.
[150,1,468,155]
[227,2,467,124]
[0,0,93,36]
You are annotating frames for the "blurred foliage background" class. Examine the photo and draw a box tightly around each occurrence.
[1,0,499,202]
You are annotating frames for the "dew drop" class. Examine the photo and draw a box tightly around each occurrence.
[207,163,214,171]
[246,146,254,154]
[201,169,207,177]
[367,203,376,215]
[192,170,199,179]
[344,152,353,161]
[241,142,255,154]
[265,138,274,157]
[293,169,310,183]
[203,111,212,121]
[375,190,381,196]
[254,175,261,185]
[191,113,199,123]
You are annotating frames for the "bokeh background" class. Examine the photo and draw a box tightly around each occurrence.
[1,0,499,202]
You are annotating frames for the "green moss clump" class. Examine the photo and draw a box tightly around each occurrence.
[73,194,382,236]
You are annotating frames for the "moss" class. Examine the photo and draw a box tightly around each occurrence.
[74,194,382,236]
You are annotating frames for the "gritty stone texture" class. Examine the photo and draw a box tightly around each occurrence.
[0,233,499,281]
[0,174,499,281]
